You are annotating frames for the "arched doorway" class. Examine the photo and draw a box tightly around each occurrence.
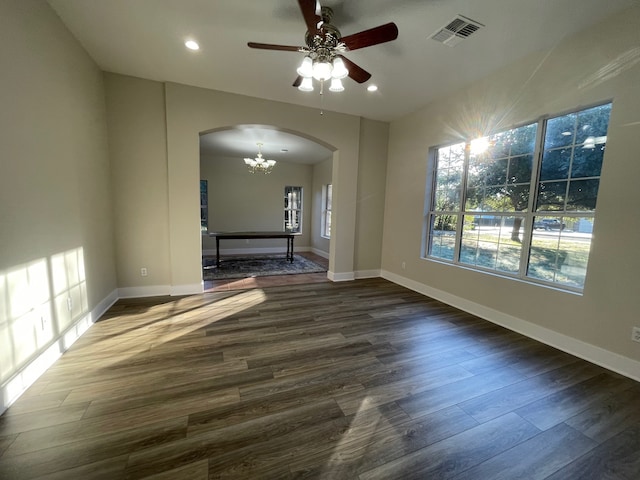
[198,125,334,288]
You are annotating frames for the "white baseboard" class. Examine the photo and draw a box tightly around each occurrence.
[355,269,381,279]
[381,270,640,382]
[310,248,329,259]
[328,270,355,282]
[171,283,203,296]
[118,285,171,298]
[1,288,119,415]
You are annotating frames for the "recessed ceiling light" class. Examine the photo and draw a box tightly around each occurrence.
[281,149,288,152]
[367,85,378,92]
[185,40,200,51]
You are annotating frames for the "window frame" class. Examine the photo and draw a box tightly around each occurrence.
[423,101,612,293]
[200,179,208,234]
[321,183,332,239]
[284,186,303,234]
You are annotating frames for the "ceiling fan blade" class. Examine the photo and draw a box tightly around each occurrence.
[247,42,302,52]
[298,0,322,34]
[293,76,303,87]
[338,55,372,84]
[341,22,399,51]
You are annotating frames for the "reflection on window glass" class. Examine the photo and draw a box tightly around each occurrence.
[460,216,523,273]
[284,186,302,233]
[428,214,458,261]
[528,217,594,288]
[425,103,612,291]
[537,103,611,213]
[322,184,332,238]
[200,180,208,233]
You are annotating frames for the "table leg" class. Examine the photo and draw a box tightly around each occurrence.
[290,236,294,262]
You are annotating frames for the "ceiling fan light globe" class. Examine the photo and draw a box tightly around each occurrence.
[331,57,349,79]
[296,56,314,77]
[312,61,332,81]
[329,78,344,92]
[298,76,314,92]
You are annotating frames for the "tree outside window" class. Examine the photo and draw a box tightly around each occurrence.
[425,103,612,291]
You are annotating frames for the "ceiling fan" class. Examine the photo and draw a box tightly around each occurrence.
[248,0,398,92]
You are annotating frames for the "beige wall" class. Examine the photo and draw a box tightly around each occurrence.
[104,76,389,289]
[311,157,333,255]
[200,155,314,252]
[355,118,389,274]
[163,82,363,286]
[0,0,116,396]
[382,6,640,370]
[105,74,171,291]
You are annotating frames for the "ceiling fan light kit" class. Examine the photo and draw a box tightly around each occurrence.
[248,0,398,95]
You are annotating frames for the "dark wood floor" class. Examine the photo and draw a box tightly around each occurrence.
[1,276,639,479]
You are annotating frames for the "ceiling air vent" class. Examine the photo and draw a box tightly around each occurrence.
[430,15,484,47]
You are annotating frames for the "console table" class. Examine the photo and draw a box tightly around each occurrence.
[209,231,295,267]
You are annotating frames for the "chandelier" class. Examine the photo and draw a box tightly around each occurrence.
[244,143,276,174]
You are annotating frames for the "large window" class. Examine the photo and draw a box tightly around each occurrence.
[284,186,302,233]
[425,103,612,291]
[322,184,332,238]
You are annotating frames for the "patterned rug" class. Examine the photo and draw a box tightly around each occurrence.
[203,254,327,280]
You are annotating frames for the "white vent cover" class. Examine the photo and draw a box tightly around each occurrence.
[430,15,484,47]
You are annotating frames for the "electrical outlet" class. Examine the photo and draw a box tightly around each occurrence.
[401,261,406,270]
[140,267,148,277]
[632,327,640,343]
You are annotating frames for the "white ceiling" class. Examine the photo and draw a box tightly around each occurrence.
[48,0,638,162]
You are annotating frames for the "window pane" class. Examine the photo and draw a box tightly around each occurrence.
[284,186,302,233]
[460,216,523,272]
[540,147,571,181]
[572,144,605,178]
[566,179,599,212]
[528,216,593,288]
[508,155,533,184]
[575,103,612,145]
[200,180,208,233]
[545,113,577,149]
[536,181,567,211]
[428,214,457,261]
[326,184,332,209]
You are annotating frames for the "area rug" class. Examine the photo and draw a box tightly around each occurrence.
[203,254,326,280]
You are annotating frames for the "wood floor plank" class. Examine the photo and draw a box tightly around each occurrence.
[124,399,344,479]
[358,412,540,480]
[289,405,478,478]
[565,385,640,443]
[0,274,637,479]
[544,422,640,480]
[0,417,187,479]
[451,422,597,480]
[457,360,605,423]
[0,402,88,436]
[397,366,525,418]
[515,372,636,430]
[334,364,474,416]
[27,454,129,480]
